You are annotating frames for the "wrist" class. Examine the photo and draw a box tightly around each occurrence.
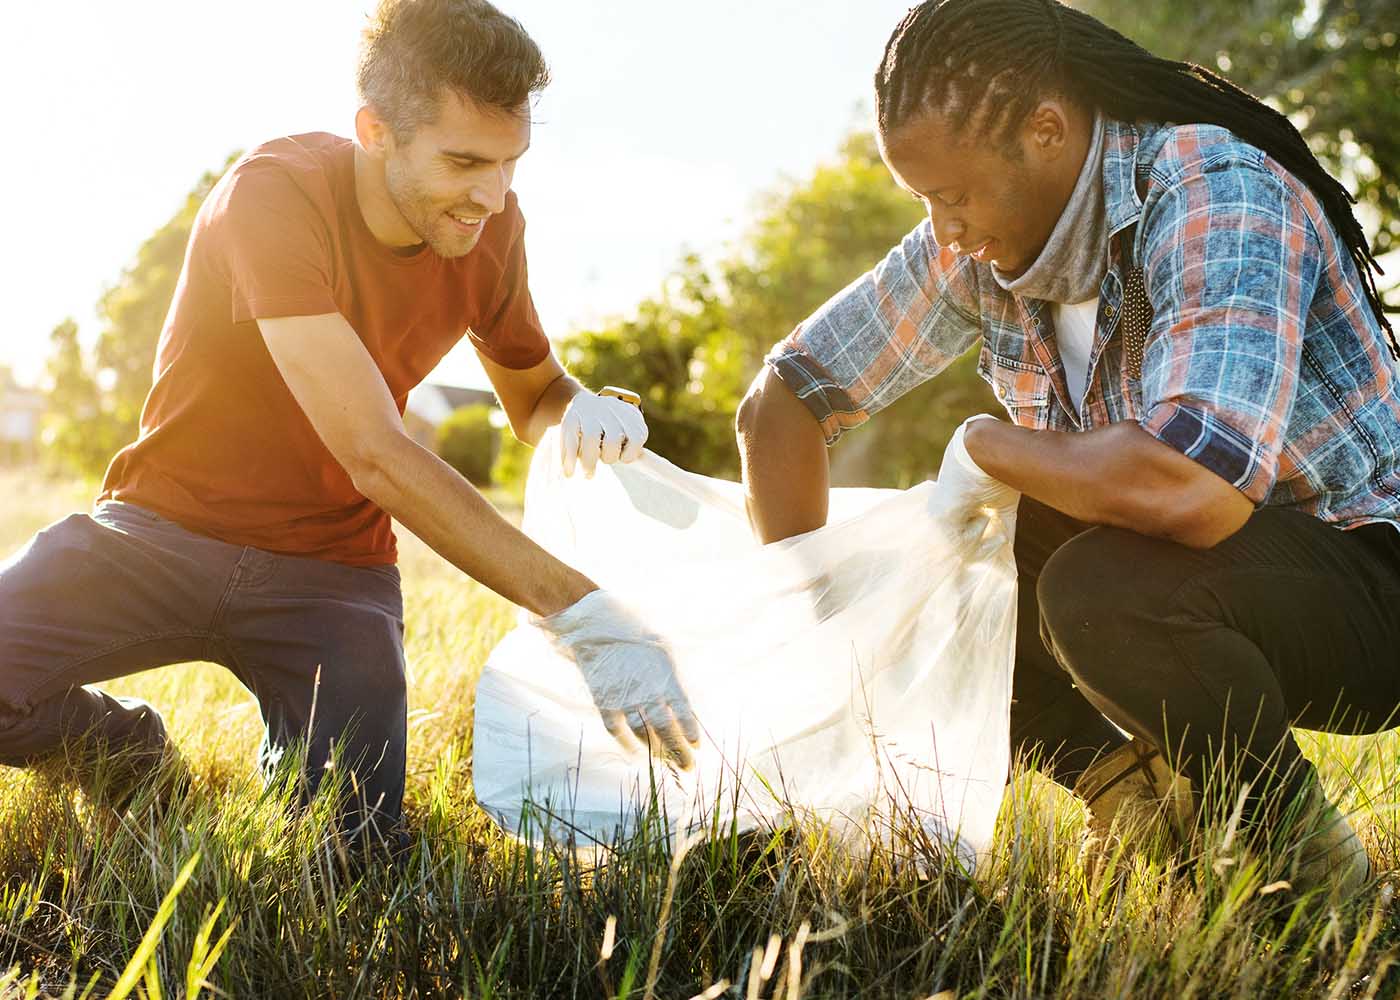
[533,573,599,620]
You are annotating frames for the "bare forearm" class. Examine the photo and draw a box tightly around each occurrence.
[964,419,1251,547]
[736,369,830,543]
[357,433,594,616]
[518,373,583,446]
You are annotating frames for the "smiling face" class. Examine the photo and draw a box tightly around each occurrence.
[356,90,531,258]
[877,99,1090,278]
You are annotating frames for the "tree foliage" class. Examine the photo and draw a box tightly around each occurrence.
[43,158,235,478]
[42,318,125,476]
[556,132,996,489]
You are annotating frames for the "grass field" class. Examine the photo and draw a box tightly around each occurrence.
[1,466,1399,999]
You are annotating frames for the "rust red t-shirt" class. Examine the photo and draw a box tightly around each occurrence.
[100,132,549,565]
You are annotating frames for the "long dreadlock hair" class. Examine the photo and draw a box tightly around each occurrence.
[875,0,1395,353]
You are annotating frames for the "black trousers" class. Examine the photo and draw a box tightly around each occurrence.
[1010,496,1400,817]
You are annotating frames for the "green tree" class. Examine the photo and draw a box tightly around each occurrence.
[557,256,747,479]
[722,132,930,363]
[42,318,124,478]
[436,404,501,485]
[556,131,996,488]
[42,156,237,477]
[721,131,995,486]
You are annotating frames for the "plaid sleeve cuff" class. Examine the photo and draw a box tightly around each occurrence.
[765,344,869,446]
[1140,400,1277,504]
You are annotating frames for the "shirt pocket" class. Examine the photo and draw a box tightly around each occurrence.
[977,347,1053,429]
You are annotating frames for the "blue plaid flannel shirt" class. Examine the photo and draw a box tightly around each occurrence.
[768,118,1400,528]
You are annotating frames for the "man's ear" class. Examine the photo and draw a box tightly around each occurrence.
[1024,99,1072,161]
[355,105,391,157]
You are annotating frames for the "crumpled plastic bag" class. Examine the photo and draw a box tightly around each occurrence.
[472,428,1017,865]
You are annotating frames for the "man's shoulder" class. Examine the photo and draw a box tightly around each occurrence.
[1134,121,1270,186]
[203,133,350,230]
[242,132,352,169]
[228,133,350,194]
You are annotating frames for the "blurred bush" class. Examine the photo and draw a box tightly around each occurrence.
[435,404,500,486]
[490,430,532,501]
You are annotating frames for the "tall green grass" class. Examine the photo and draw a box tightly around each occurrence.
[0,469,1396,999]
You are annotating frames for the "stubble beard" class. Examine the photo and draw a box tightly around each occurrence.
[384,158,480,259]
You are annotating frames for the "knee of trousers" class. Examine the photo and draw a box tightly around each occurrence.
[302,610,409,727]
[0,691,168,767]
[1036,525,1203,693]
[316,652,409,757]
[349,662,408,715]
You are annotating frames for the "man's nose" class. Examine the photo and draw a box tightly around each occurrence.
[470,165,509,215]
[928,204,966,248]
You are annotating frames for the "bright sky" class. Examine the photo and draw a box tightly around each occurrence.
[0,0,913,389]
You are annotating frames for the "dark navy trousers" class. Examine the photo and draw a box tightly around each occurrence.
[0,501,407,843]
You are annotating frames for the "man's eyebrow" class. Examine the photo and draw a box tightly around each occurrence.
[441,143,531,162]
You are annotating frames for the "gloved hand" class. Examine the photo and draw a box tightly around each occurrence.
[533,589,701,769]
[936,414,1021,548]
[559,390,649,478]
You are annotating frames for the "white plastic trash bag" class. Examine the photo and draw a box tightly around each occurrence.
[473,428,1017,864]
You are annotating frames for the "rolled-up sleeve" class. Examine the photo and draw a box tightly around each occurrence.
[765,220,984,445]
[1137,160,1321,504]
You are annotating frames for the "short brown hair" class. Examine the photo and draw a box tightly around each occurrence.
[357,0,550,137]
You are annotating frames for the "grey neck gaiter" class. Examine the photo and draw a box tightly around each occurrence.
[992,113,1108,305]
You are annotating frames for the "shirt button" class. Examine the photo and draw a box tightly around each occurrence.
[996,385,1008,398]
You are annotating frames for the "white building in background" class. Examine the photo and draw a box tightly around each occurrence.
[0,368,45,464]
[403,382,498,448]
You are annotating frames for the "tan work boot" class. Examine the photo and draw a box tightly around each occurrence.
[1074,741,1198,873]
[1283,779,1371,901]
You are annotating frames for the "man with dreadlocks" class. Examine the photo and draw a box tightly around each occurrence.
[737,0,1400,897]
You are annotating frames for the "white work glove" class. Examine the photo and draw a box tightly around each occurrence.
[534,590,701,769]
[559,390,649,478]
[936,414,1022,548]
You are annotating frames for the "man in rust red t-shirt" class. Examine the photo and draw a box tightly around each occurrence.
[100,130,551,566]
[0,0,699,848]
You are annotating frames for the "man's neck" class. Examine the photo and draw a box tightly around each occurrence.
[352,145,423,249]
[993,113,1109,304]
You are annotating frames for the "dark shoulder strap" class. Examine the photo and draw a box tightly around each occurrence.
[1118,223,1152,380]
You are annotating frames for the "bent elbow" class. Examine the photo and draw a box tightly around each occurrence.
[346,451,387,502]
[736,368,806,446]
[342,431,409,504]
[1158,496,1253,549]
